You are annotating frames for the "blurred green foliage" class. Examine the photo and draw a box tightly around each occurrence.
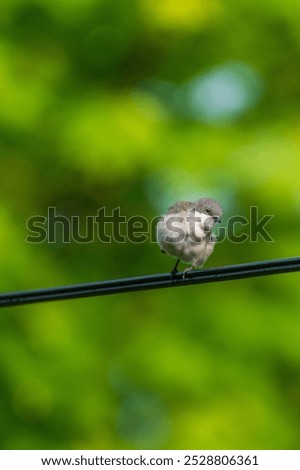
[0,0,300,450]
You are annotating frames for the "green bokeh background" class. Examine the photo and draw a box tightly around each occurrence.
[1,0,300,450]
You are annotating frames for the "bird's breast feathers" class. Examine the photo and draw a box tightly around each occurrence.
[157,211,216,264]
[157,211,212,242]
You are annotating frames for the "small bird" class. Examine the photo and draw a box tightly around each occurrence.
[157,197,223,277]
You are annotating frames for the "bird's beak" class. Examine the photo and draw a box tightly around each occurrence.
[213,216,221,223]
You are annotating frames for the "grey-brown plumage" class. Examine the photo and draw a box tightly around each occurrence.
[167,198,222,216]
[157,197,223,277]
[167,200,194,214]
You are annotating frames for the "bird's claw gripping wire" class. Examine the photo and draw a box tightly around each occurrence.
[170,259,180,282]
[182,266,194,279]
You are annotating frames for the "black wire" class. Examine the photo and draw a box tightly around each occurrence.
[0,257,299,308]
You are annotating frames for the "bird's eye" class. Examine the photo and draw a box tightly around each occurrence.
[205,207,211,214]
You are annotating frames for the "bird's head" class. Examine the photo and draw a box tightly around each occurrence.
[195,197,223,230]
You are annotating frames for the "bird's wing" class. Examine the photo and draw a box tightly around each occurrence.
[167,201,194,214]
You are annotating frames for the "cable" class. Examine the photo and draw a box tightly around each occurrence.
[0,257,299,308]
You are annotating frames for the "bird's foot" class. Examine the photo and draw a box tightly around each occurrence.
[170,259,180,281]
[170,267,179,282]
[182,266,194,279]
